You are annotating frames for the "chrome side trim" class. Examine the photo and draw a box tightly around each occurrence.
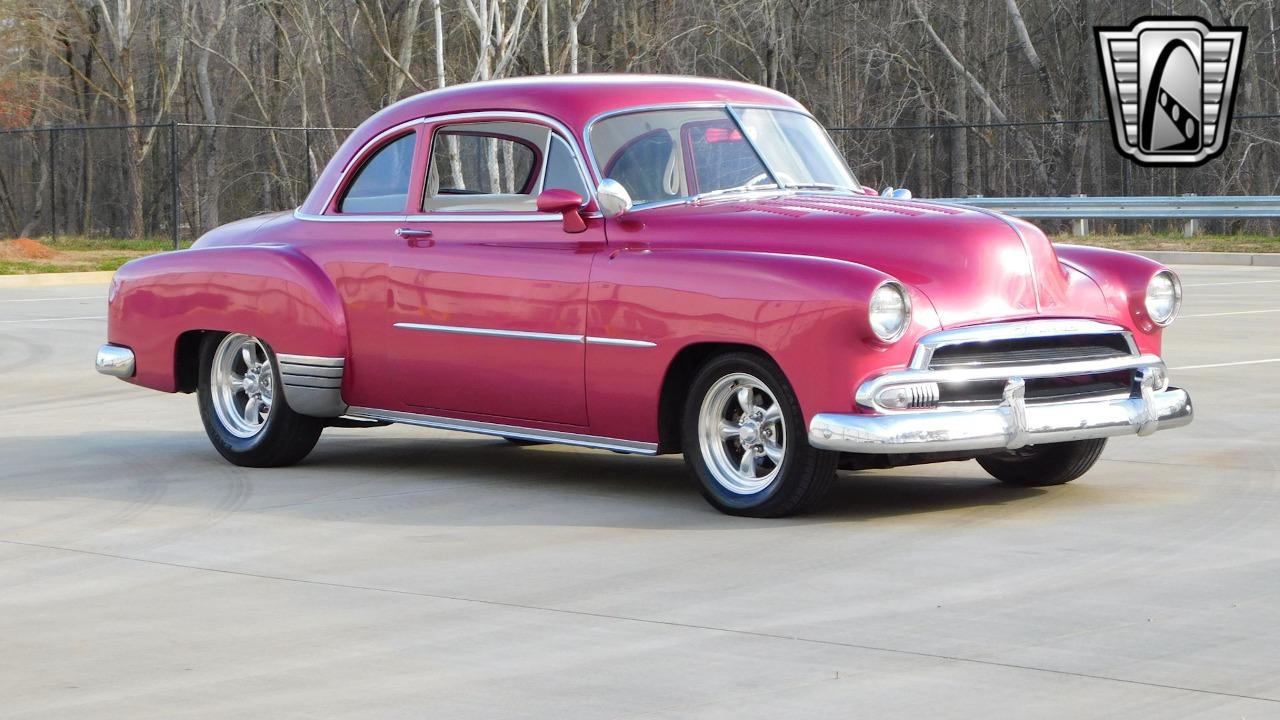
[277,354,345,367]
[811,384,1193,455]
[858,353,1165,410]
[293,209,406,223]
[346,406,659,455]
[394,322,583,344]
[585,336,657,348]
[96,344,135,378]
[394,322,656,347]
[403,213,560,223]
[910,319,1137,369]
[276,353,347,417]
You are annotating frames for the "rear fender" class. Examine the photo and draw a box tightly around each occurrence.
[107,246,349,414]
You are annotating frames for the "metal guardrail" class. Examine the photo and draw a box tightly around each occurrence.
[936,194,1280,236]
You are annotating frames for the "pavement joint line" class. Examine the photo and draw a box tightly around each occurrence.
[1181,308,1280,318]
[1,536,1277,706]
[0,315,106,324]
[0,295,102,303]
[1171,358,1280,370]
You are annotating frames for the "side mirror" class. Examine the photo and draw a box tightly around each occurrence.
[880,186,913,200]
[596,179,633,218]
[536,188,587,233]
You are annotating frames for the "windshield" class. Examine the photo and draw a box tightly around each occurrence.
[589,106,859,206]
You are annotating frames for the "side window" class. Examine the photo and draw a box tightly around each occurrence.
[425,121,555,212]
[339,132,416,213]
[542,135,589,198]
[431,133,537,195]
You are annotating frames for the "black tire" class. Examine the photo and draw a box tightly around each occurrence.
[682,352,839,517]
[197,333,324,467]
[502,437,548,446]
[977,438,1106,487]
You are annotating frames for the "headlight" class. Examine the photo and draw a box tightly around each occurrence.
[1145,270,1182,326]
[869,281,911,342]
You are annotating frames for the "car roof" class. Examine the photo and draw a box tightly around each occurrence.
[388,74,800,122]
[302,75,805,215]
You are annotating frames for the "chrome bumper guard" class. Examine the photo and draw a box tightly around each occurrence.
[809,364,1193,455]
[95,344,135,378]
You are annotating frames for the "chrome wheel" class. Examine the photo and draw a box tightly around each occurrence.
[697,372,786,494]
[210,333,274,439]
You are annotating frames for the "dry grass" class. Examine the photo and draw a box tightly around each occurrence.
[0,236,183,274]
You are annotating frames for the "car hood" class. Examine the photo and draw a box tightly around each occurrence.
[623,193,1099,328]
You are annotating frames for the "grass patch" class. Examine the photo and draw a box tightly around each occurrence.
[0,235,190,274]
[38,236,189,252]
[1051,232,1280,254]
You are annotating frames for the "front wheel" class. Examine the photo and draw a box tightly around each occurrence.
[977,439,1106,487]
[197,332,324,467]
[682,352,838,517]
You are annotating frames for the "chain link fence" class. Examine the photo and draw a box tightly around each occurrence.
[3,114,1280,244]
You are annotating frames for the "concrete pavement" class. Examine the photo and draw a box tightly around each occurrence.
[1,266,1278,718]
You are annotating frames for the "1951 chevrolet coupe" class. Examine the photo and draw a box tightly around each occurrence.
[97,75,1193,516]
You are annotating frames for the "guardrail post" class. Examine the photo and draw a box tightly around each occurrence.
[1071,194,1088,237]
[1181,193,1198,238]
[170,120,179,250]
[304,127,313,190]
[48,129,58,243]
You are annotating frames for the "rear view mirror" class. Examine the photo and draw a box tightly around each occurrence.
[536,189,587,233]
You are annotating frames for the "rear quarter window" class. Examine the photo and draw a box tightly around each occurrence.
[339,132,416,213]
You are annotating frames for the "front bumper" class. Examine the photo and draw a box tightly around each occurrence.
[809,374,1193,454]
[96,344,135,378]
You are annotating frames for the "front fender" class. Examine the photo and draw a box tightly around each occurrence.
[585,248,942,442]
[107,245,348,393]
[1054,244,1172,353]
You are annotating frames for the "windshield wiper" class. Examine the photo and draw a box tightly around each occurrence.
[784,182,853,192]
[696,183,780,200]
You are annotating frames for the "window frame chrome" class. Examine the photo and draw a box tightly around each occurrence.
[298,110,597,224]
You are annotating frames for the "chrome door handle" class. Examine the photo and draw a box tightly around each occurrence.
[395,227,433,247]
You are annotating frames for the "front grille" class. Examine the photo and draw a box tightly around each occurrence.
[928,333,1132,369]
[938,370,1133,407]
[925,328,1137,408]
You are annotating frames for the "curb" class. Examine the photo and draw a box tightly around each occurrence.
[1130,250,1280,267]
[0,270,115,288]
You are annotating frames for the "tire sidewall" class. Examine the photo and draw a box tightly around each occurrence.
[683,354,801,512]
[197,333,286,457]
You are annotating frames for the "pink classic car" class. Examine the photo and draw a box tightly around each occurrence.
[97,75,1192,516]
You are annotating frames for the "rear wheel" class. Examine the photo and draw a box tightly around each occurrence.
[977,439,1106,486]
[197,333,323,467]
[682,352,838,517]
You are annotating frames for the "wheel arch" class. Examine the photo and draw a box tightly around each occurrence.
[656,341,777,454]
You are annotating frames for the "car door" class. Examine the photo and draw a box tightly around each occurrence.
[294,125,420,412]
[383,116,602,426]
